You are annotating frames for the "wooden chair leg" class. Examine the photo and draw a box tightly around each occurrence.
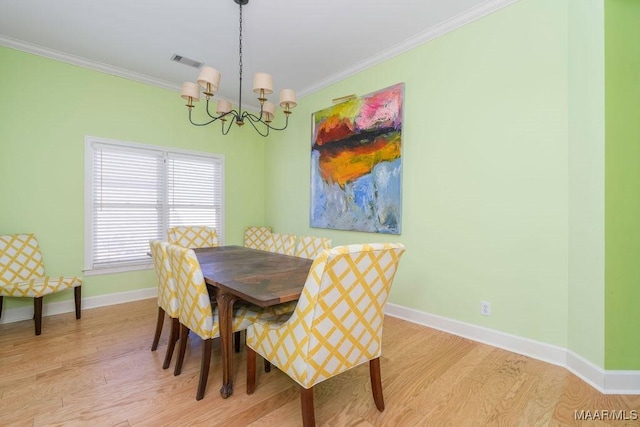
[264,359,271,372]
[162,317,179,369]
[196,339,212,401]
[174,324,189,376]
[369,357,385,411]
[234,330,241,353]
[246,346,257,394]
[151,307,165,351]
[74,286,82,319]
[34,297,43,336]
[300,386,316,427]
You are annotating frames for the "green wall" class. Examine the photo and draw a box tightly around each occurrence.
[605,0,640,370]
[0,46,267,308]
[567,0,605,368]
[266,0,575,349]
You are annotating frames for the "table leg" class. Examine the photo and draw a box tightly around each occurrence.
[217,290,237,398]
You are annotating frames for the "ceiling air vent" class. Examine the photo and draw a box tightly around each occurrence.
[170,54,203,69]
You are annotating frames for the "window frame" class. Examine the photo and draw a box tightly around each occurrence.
[84,135,225,276]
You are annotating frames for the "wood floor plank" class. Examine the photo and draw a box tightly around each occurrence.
[1,298,637,426]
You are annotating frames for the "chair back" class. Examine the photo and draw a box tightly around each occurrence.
[294,236,332,260]
[168,226,219,248]
[149,240,179,318]
[0,234,45,285]
[166,244,219,340]
[267,233,296,256]
[243,226,272,251]
[276,243,405,388]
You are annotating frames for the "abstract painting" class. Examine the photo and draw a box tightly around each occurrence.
[310,83,403,234]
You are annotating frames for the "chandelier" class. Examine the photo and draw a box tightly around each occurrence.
[179,0,297,137]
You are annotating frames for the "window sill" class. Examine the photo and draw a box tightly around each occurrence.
[83,262,153,277]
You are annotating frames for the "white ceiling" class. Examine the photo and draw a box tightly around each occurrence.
[0,0,517,109]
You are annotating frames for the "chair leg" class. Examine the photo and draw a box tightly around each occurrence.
[234,330,241,353]
[174,324,189,376]
[163,318,179,369]
[264,359,271,373]
[74,286,82,319]
[34,297,43,336]
[0,296,3,319]
[369,357,385,411]
[246,346,257,394]
[196,338,212,401]
[300,386,316,427]
[151,307,165,351]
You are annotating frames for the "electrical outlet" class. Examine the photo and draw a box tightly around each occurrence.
[481,301,491,316]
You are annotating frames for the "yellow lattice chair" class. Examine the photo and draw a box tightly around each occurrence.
[294,236,332,260]
[149,240,181,369]
[261,231,299,325]
[166,244,264,400]
[167,227,243,351]
[0,234,82,335]
[243,226,272,251]
[246,243,406,426]
[267,232,297,256]
[168,226,219,248]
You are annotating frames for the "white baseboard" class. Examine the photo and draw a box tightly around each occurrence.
[0,287,157,324]
[385,303,640,395]
[2,291,638,394]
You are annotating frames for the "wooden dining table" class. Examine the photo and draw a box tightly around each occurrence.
[193,245,313,398]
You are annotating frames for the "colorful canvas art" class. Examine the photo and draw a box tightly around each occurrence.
[310,83,403,234]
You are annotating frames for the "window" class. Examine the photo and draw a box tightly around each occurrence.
[84,136,224,274]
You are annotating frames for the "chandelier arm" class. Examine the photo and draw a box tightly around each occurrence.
[264,117,290,131]
[243,114,270,137]
[253,104,265,122]
[221,117,236,135]
[227,111,239,121]
[260,114,291,131]
[243,110,272,126]
[243,111,261,122]
[189,104,238,126]
[242,110,290,132]
[188,108,222,127]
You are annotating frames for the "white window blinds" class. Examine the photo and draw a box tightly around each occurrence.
[85,137,224,273]
[167,153,223,237]
[90,143,164,268]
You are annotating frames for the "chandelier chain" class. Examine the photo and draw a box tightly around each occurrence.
[236,2,243,123]
[238,3,243,82]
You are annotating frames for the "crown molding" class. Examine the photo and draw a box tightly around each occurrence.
[0,34,262,110]
[298,0,521,98]
[1,1,521,102]
[0,34,182,93]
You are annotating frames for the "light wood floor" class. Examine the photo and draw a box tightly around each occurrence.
[1,299,638,427]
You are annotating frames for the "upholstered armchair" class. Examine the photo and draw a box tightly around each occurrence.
[243,226,272,251]
[0,233,82,335]
[246,243,406,426]
[294,236,332,260]
[149,240,180,369]
[168,225,219,248]
[267,232,296,256]
[166,244,264,400]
